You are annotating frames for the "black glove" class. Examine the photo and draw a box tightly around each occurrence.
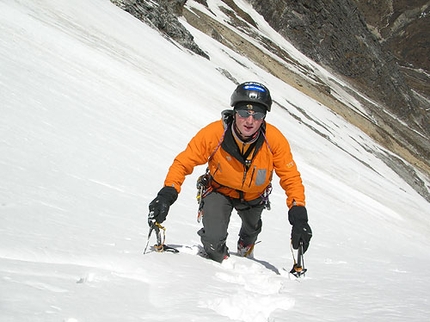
[288,206,312,252]
[148,186,178,226]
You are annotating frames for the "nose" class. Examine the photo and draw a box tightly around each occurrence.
[245,114,255,122]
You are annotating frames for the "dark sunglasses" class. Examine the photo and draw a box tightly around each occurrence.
[236,109,266,120]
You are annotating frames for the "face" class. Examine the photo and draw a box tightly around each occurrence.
[234,110,265,139]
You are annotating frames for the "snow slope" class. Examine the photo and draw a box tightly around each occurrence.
[1,0,429,321]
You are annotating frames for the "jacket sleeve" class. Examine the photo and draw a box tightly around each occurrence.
[164,121,223,193]
[267,124,305,208]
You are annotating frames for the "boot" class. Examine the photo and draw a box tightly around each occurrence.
[237,241,254,258]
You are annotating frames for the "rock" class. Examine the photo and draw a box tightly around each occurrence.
[110,0,209,59]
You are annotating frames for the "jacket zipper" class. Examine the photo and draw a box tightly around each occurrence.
[242,163,256,188]
[248,166,256,187]
[241,162,249,187]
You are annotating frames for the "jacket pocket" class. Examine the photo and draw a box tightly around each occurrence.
[255,169,266,186]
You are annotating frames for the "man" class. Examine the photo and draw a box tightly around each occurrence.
[148,81,312,263]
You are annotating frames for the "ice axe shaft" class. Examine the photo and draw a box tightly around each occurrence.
[143,221,155,254]
[290,241,307,277]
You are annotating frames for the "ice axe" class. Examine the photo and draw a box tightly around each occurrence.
[143,219,178,254]
[290,240,307,278]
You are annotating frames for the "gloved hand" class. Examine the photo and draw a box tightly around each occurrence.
[148,186,178,226]
[288,206,312,252]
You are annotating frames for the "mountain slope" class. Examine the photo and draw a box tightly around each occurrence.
[1,1,430,321]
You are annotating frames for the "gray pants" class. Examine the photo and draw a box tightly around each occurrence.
[198,192,263,262]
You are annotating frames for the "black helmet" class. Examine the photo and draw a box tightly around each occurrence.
[230,81,272,112]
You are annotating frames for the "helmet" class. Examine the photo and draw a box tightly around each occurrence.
[230,81,272,112]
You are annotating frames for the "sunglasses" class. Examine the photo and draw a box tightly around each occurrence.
[236,109,266,120]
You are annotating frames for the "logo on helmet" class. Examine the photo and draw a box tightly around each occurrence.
[244,84,266,91]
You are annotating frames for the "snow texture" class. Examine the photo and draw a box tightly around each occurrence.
[1,0,429,321]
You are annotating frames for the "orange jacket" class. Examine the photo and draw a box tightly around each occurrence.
[164,119,305,208]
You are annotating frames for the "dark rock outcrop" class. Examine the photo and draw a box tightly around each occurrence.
[110,0,209,59]
[353,0,430,100]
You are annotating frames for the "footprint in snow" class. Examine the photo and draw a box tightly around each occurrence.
[202,256,295,322]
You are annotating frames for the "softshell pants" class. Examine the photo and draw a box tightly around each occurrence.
[198,191,263,262]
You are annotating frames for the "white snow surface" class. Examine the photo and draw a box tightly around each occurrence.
[1,1,430,321]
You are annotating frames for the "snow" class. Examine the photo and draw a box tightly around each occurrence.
[1,0,429,321]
